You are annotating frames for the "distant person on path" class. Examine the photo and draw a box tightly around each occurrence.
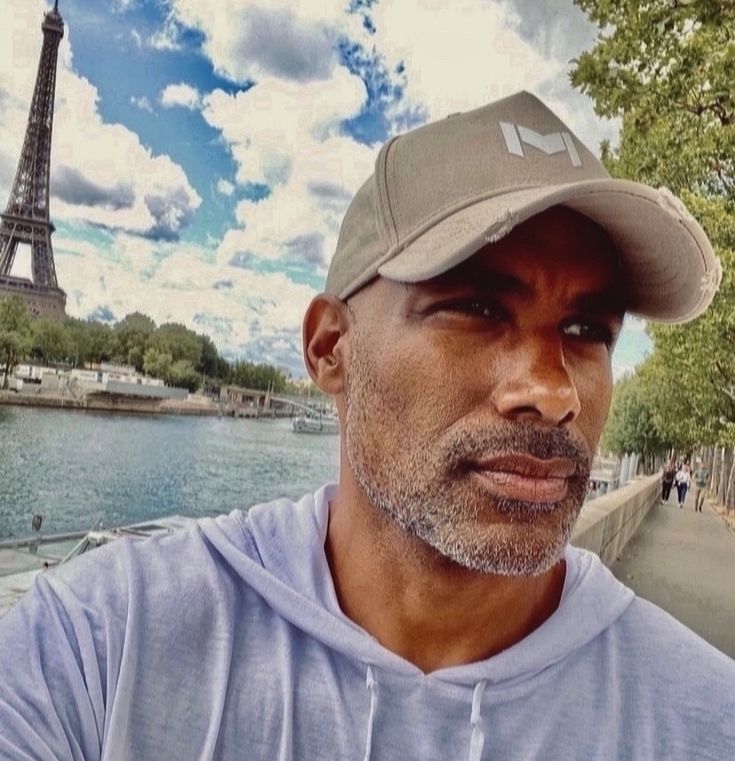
[0,92,732,760]
[693,461,710,513]
[661,459,676,503]
[675,463,692,508]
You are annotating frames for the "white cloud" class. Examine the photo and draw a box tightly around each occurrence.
[158,1,376,273]
[0,0,201,242]
[130,94,154,113]
[160,82,202,110]
[217,179,235,196]
[371,1,555,122]
[203,70,373,271]
[612,318,652,379]
[169,0,350,83]
[56,235,317,372]
[149,13,183,51]
[362,0,616,152]
[114,0,137,12]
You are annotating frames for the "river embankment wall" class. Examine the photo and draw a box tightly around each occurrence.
[0,390,222,416]
[572,475,659,566]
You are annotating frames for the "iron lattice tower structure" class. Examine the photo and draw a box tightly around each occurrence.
[0,1,66,318]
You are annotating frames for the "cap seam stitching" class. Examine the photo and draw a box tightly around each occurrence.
[378,138,400,248]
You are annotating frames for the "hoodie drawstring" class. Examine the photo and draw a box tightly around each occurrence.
[468,680,487,761]
[362,665,378,761]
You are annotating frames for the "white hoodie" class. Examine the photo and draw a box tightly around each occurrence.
[0,483,733,760]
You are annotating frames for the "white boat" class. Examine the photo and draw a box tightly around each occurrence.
[0,515,195,616]
[292,413,339,434]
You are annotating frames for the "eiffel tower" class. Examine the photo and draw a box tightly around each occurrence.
[0,0,66,319]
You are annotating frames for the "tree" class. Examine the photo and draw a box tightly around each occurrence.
[197,334,221,378]
[58,318,115,368]
[143,347,173,381]
[602,370,672,471]
[166,359,201,392]
[572,0,734,203]
[143,346,201,392]
[229,360,287,392]
[29,319,71,366]
[0,297,32,389]
[111,312,156,371]
[571,0,735,450]
[148,323,202,367]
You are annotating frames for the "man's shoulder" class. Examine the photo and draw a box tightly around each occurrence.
[614,596,735,683]
[22,487,325,615]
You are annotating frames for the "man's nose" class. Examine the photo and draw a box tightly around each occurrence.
[491,339,581,426]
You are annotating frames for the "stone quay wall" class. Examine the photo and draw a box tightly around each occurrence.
[572,475,659,566]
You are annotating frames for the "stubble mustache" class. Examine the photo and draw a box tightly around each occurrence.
[442,420,592,479]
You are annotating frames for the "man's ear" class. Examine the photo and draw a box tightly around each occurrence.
[302,294,352,395]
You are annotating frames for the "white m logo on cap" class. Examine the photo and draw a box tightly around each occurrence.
[499,122,582,167]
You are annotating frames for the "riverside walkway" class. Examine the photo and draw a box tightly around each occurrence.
[611,486,735,658]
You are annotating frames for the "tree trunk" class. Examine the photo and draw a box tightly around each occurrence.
[726,449,735,514]
[718,448,733,507]
[704,446,715,490]
[712,446,722,498]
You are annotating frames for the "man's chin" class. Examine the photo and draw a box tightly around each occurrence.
[416,507,577,577]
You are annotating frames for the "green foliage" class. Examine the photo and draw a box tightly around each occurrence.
[142,347,172,380]
[142,346,201,392]
[147,323,202,367]
[29,319,71,365]
[198,335,223,377]
[0,301,287,395]
[0,297,33,388]
[166,359,201,393]
[602,371,672,462]
[572,0,734,201]
[111,312,156,371]
[229,359,288,393]
[64,318,113,367]
[572,0,735,449]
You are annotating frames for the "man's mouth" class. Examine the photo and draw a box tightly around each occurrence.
[468,454,580,504]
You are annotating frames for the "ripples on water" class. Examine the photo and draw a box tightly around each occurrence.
[0,406,340,539]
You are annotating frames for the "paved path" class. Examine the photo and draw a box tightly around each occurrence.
[611,485,735,658]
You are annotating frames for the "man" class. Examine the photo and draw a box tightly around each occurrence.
[693,460,710,512]
[0,92,732,760]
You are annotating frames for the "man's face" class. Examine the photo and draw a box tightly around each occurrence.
[343,206,623,577]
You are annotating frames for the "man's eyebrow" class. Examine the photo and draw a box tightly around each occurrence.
[568,290,626,318]
[432,268,533,296]
[426,267,626,317]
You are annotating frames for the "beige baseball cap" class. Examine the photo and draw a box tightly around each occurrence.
[325,91,721,323]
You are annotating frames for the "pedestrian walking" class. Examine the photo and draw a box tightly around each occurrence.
[675,463,691,508]
[661,460,676,503]
[693,461,709,513]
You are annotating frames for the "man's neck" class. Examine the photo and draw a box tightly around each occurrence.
[325,490,567,674]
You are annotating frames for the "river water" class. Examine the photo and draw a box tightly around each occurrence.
[0,406,341,540]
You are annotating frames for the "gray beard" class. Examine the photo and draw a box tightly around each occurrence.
[344,339,590,577]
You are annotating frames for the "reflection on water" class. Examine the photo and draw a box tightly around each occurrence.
[0,406,340,539]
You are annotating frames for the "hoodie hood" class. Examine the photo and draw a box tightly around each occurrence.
[200,482,634,687]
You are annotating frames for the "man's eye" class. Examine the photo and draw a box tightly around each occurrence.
[563,320,614,346]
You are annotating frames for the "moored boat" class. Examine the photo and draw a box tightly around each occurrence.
[0,515,194,616]
[292,413,339,434]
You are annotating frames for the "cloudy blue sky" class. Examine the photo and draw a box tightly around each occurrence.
[0,0,650,376]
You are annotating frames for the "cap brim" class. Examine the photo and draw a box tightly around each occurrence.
[377,179,720,323]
